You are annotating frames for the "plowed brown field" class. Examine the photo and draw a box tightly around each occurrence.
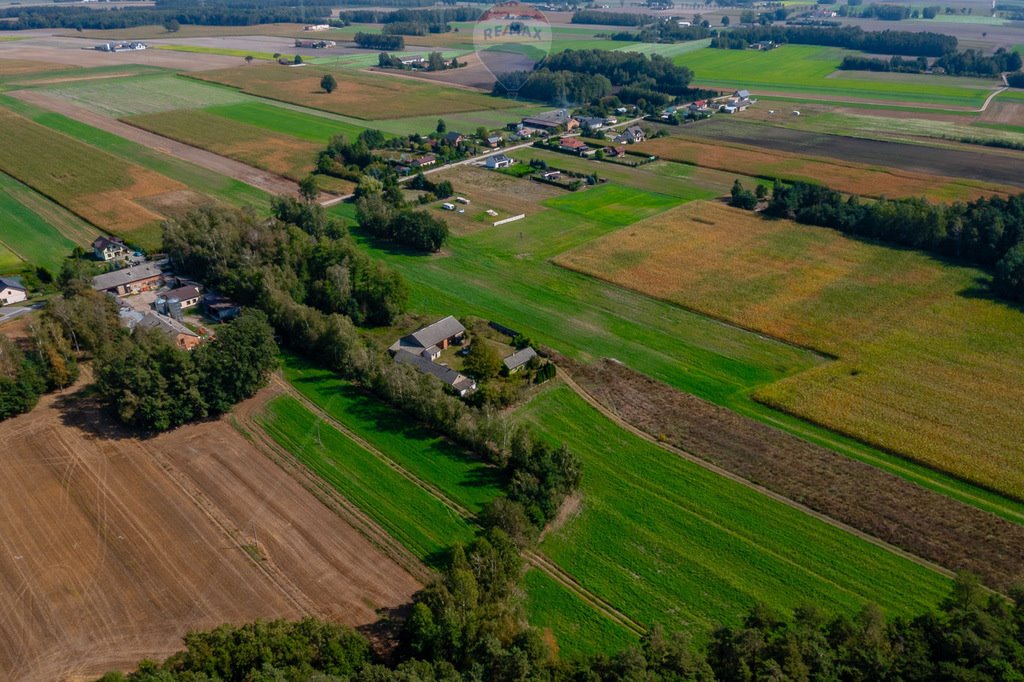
[0,383,420,682]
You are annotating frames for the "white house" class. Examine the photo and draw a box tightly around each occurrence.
[92,235,130,262]
[486,154,514,169]
[0,277,27,305]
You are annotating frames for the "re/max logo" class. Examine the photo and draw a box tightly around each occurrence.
[481,24,545,40]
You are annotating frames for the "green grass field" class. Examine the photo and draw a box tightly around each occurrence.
[0,242,23,274]
[256,394,476,565]
[520,385,951,631]
[0,172,94,272]
[522,569,637,659]
[359,170,1024,525]
[543,183,685,226]
[281,354,502,514]
[675,45,998,108]
[204,101,369,143]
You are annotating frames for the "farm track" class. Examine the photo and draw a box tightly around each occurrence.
[8,89,304,198]
[265,374,645,636]
[552,369,959,585]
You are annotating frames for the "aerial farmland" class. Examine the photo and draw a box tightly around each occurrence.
[0,2,1023,679]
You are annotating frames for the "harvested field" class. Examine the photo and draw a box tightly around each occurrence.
[674,118,1024,189]
[980,100,1024,126]
[555,201,1024,500]
[189,63,519,120]
[0,38,244,72]
[634,136,1009,201]
[125,109,323,183]
[0,383,420,682]
[561,357,1024,592]
[0,59,71,77]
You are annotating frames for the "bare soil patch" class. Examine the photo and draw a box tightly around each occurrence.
[673,118,1024,188]
[0,384,420,682]
[559,356,1024,593]
[980,101,1024,126]
[636,135,1011,201]
[0,58,71,77]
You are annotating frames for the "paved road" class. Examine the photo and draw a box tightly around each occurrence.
[0,303,43,326]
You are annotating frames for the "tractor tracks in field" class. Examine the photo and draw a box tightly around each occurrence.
[256,374,646,637]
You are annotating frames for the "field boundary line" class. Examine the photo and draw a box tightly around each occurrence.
[231,399,435,585]
[270,374,648,633]
[555,370,958,584]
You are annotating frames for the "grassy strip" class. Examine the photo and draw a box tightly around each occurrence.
[154,45,294,61]
[281,354,503,514]
[205,101,369,143]
[520,385,951,632]
[0,172,90,272]
[256,394,475,565]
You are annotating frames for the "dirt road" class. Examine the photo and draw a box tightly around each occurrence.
[0,384,420,682]
[10,89,302,198]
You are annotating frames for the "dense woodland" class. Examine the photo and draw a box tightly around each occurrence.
[104,573,1024,681]
[0,0,330,30]
[762,182,1024,301]
[710,26,957,56]
[354,32,405,50]
[494,49,698,107]
[570,10,650,26]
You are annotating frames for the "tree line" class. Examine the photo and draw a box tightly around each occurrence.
[354,32,404,50]
[0,0,331,30]
[611,22,711,44]
[570,9,651,26]
[710,25,957,56]
[841,48,1022,77]
[104,572,1024,681]
[759,181,1024,302]
[340,7,482,24]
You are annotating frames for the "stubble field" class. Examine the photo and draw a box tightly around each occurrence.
[556,200,1024,500]
[0,384,420,682]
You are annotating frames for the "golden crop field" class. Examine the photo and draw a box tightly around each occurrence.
[556,200,1024,500]
[0,109,188,240]
[189,64,518,120]
[635,137,1008,202]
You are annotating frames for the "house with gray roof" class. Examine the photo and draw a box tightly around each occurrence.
[389,315,466,360]
[394,350,477,397]
[0,277,27,305]
[138,312,201,351]
[503,346,538,374]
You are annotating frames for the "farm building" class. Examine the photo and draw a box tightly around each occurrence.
[411,154,437,169]
[486,154,514,169]
[91,262,164,296]
[92,235,130,262]
[503,346,537,374]
[389,315,466,360]
[522,110,579,132]
[203,292,241,321]
[0,277,27,305]
[577,116,606,131]
[486,135,503,147]
[614,126,646,144]
[304,23,330,30]
[156,284,202,320]
[138,312,201,351]
[393,350,477,397]
[445,132,466,146]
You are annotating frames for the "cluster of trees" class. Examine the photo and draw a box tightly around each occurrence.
[856,3,912,20]
[611,21,711,44]
[0,316,78,421]
[0,0,330,30]
[711,25,957,56]
[729,179,763,209]
[355,175,450,252]
[496,49,697,107]
[761,181,1024,301]
[378,51,460,71]
[841,48,1021,77]
[95,310,278,432]
[407,171,454,200]
[354,32,404,50]
[316,128,386,182]
[107,573,1024,681]
[570,9,650,26]
[1009,72,1024,88]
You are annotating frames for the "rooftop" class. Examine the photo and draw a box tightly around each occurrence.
[394,350,475,393]
[503,346,538,371]
[0,276,26,292]
[91,262,163,291]
[138,311,199,339]
[409,315,465,350]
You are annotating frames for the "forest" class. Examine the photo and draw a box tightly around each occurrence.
[710,25,957,56]
[570,10,650,26]
[354,32,405,50]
